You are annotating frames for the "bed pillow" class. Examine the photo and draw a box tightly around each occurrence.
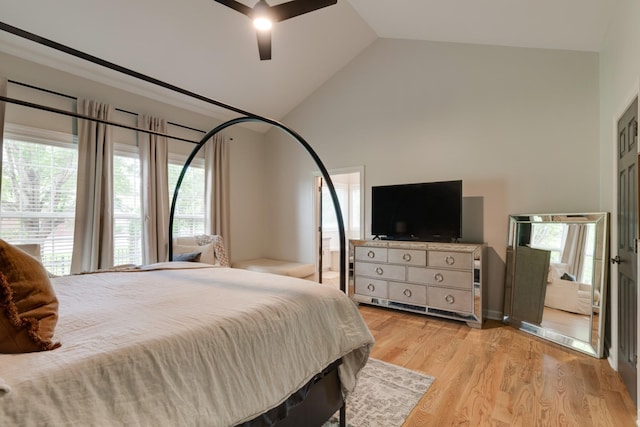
[172,251,202,262]
[173,243,217,265]
[0,240,60,353]
[194,235,229,267]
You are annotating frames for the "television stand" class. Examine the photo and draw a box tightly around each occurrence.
[349,239,485,328]
[380,236,419,241]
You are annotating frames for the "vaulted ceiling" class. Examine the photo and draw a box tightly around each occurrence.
[0,0,614,124]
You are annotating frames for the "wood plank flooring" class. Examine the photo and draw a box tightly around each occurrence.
[357,304,637,427]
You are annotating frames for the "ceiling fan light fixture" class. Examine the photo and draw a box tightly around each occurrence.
[253,17,272,31]
[213,0,338,60]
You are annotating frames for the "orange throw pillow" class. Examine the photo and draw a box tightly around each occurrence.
[0,239,60,353]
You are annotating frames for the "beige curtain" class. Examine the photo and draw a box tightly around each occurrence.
[138,115,169,264]
[71,99,114,273]
[561,224,588,280]
[0,77,6,197]
[205,133,230,258]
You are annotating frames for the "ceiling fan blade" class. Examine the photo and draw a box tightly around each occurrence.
[269,0,337,22]
[256,30,272,60]
[213,0,252,17]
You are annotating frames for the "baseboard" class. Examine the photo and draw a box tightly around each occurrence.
[485,309,503,321]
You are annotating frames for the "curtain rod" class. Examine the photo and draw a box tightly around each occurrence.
[0,20,347,295]
[0,21,270,123]
[7,79,209,136]
[0,94,203,144]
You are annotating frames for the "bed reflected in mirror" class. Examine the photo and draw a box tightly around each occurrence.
[503,213,609,357]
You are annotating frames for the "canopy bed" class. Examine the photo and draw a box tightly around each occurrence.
[0,22,370,427]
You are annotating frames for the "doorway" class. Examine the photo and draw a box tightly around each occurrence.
[314,167,364,286]
[615,96,638,404]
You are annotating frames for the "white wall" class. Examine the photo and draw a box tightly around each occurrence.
[264,38,600,317]
[0,51,267,262]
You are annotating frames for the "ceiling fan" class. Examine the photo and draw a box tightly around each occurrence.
[214,0,337,60]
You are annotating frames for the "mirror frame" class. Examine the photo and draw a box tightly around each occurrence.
[503,213,609,358]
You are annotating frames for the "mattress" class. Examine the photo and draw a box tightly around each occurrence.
[0,263,373,426]
[232,258,315,278]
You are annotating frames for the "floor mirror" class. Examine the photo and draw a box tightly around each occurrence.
[503,213,609,357]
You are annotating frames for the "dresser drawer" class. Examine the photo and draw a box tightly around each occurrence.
[388,282,427,305]
[354,277,388,298]
[355,246,388,263]
[355,262,405,281]
[428,251,473,269]
[428,287,472,313]
[388,248,426,266]
[407,267,472,290]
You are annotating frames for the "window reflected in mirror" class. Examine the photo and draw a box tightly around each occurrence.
[504,213,609,358]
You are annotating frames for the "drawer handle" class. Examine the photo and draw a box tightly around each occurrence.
[403,253,412,262]
[403,289,412,298]
[445,256,455,265]
[434,273,444,282]
[367,250,375,258]
[375,267,384,275]
[445,294,455,304]
[367,283,376,292]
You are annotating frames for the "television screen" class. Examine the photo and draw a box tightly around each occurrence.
[371,180,462,242]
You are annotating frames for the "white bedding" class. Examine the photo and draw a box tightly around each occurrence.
[0,263,374,426]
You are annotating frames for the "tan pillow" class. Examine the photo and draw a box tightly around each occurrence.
[0,240,60,353]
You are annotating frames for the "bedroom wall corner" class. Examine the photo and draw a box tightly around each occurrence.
[264,37,600,318]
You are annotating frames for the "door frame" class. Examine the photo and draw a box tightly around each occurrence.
[312,166,365,282]
[610,82,640,409]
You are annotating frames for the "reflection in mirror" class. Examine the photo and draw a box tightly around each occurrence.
[503,213,609,358]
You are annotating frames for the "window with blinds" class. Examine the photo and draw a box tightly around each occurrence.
[0,131,78,275]
[113,146,142,266]
[1,126,207,272]
[168,157,205,237]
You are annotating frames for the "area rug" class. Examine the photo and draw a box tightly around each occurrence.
[323,358,435,427]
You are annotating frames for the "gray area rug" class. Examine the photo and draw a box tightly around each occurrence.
[323,358,435,427]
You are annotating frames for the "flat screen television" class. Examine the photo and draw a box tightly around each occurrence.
[371,180,462,242]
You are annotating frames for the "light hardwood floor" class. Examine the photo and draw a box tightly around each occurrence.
[357,304,637,427]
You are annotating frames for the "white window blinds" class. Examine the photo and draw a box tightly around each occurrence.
[168,157,205,237]
[113,146,142,266]
[0,128,77,275]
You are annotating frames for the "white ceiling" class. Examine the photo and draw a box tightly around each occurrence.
[0,0,615,125]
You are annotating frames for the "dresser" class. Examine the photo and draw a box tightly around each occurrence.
[350,240,485,328]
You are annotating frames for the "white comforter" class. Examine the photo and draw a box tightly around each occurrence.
[0,263,374,427]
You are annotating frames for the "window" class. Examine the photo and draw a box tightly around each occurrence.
[0,127,77,275]
[168,156,205,236]
[321,172,361,251]
[322,182,348,250]
[579,223,596,284]
[349,182,361,239]
[2,127,207,271]
[530,222,565,264]
[113,146,142,266]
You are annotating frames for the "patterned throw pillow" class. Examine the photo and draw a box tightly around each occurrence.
[194,235,230,267]
[0,240,61,353]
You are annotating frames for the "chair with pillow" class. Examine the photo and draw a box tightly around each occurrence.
[13,243,42,261]
[171,235,229,267]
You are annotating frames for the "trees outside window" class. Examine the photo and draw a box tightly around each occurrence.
[168,158,205,237]
[2,128,208,273]
[1,134,77,275]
